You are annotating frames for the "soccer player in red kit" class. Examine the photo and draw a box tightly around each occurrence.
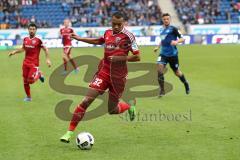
[60,12,141,143]
[60,19,79,75]
[9,23,51,102]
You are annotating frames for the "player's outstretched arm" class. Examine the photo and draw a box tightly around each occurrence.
[71,33,103,45]
[154,42,161,53]
[171,38,185,46]
[127,54,141,62]
[171,28,185,46]
[42,46,51,67]
[178,38,185,43]
[8,47,24,57]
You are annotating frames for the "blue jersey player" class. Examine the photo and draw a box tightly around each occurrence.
[154,13,190,96]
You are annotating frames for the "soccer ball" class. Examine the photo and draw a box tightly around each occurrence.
[76,132,94,150]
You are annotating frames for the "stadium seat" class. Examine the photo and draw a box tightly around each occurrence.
[173,0,240,25]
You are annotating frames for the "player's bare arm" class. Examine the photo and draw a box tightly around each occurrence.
[127,54,140,62]
[154,42,161,53]
[42,46,52,67]
[8,47,25,57]
[71,33,103,45]
[171,38,185,46]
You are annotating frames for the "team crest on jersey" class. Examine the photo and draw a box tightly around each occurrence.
[32,40,36,44]
[115,37,121,44]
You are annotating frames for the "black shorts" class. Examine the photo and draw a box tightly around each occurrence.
[157,55,179,72]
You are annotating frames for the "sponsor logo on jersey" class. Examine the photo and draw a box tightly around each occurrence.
[105,43,116,50]
[25,45,35,48]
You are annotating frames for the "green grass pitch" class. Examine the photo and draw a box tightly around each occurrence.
[0,45,239,160]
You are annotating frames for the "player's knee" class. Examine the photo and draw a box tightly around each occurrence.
[24,79,28,84]
[175,70,182,77]
[63,54,69,60]
[157,64,164,72]
[158,71,164,80]
[27,78,34,84]
[157,68,163,73]
[63,58,67,63]
[158,70,164,76]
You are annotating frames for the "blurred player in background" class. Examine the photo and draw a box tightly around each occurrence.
[60,19,79,75]
[60,12,140,143]
[9,23,52,102]
[154,13,190,97]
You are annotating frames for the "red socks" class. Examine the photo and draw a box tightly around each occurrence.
[69,105,86,131]
[117,102,130,113]
[68,102,129,131]
[24,83,31,98]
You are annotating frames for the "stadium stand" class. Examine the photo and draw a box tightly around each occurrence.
[1,0,239,29]
[0,0,162,29]
[69,0,162,27]
[172,0,240,25]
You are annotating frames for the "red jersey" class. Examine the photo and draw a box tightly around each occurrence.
[60,27,74,47]
[97,28,140,79]
[22,36,44,66]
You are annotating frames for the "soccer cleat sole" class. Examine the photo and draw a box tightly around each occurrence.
[60,138,70,143]
[39,77,45,83]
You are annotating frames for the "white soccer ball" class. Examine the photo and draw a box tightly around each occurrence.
[76,132,94,150]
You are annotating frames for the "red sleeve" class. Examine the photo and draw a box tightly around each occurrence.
[98,31,107,44]
[39,38,45,48]
[98,36,105,44]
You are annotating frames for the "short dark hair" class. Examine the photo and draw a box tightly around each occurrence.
[112,11,125,19]
[28,23,37,29]
[162,13,171,18]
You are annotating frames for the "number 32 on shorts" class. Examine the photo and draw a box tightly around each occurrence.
[93,78,103,87]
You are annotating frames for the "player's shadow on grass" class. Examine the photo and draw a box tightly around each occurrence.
[49,55,173,121]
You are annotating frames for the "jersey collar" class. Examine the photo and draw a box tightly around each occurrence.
[29,36,36,40]
[163,24,170,29]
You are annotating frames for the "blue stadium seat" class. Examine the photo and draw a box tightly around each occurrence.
[174,0,240,25]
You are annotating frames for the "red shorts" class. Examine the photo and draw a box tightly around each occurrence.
[89,71,126,101]
[22,63,40,84]
[63,46,72,55]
